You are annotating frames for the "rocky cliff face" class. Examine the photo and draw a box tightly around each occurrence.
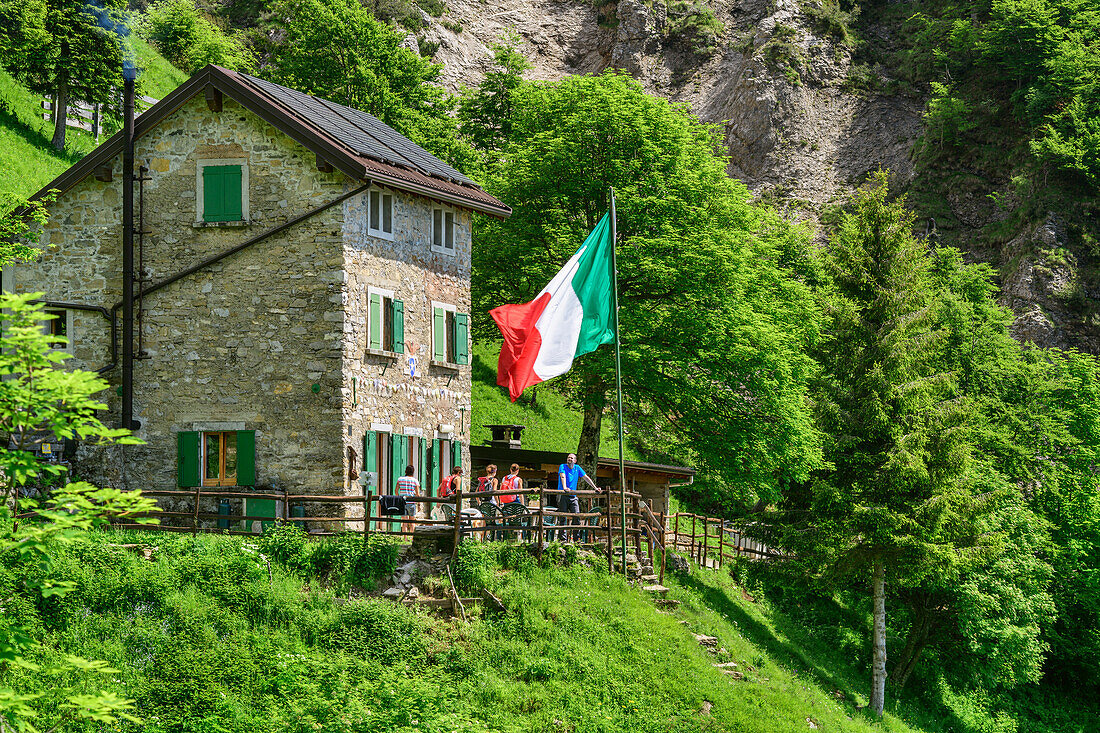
[428,0,923,205]
[420,0,1099,352]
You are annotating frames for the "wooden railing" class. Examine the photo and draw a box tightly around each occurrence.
[665,512,780,567]
[31,487,779,571]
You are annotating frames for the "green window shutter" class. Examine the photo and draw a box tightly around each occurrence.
[431,438,441,493]
[203,165,242,222]
[368,293,382,350]
[236,430,256,486]
[419,438,429,492]
[392,299,404,354]
[389,434,405,490]
[455,313,469,365]
[178,431,200,487]
[364,431,377,476]
[433,307,446,361]
[451,439,462,470]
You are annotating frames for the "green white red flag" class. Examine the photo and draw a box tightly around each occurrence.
[491,212,616,401]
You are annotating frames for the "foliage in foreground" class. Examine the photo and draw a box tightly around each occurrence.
[3,530,944,733]
[0,291,152,732]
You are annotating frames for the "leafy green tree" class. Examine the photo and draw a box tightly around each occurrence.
[0,193,52,269]
[0,0,128,151]
[458,34,531,160]
[139,0,255,73]
[266,0,443,137]
[474,71,823,502]
[0,294,154,733]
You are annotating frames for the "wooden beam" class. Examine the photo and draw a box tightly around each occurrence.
[316,155,334,173]
[93,165,113,182]
[205,85,222,112]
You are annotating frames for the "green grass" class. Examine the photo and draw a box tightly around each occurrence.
[472,340,642,460]
[3,529,937,733]
[0,41,185,198]
[133,37,189,100]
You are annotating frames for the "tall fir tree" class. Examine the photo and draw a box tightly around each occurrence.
[781,172,976,715]
[0,0,128,151]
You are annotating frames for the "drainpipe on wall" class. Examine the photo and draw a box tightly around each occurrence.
[121,67,137,431]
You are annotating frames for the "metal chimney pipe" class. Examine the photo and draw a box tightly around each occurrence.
[122,69,136,431]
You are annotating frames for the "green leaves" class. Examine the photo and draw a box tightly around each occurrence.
[139,0,255,74]
[473,70,823,503]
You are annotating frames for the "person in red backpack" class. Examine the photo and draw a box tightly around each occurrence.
[439,466,463,498]
[476,464,499,497]
[499,464,522,506]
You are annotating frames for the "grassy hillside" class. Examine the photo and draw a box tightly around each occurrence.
[472,341,643,461]
[2,529,940,733]
[0,40,186,198]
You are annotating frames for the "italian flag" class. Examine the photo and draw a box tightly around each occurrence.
[491,212,616,401]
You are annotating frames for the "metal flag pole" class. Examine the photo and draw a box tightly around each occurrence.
[609,188,627,576]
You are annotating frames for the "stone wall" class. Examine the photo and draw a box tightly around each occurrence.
[340,189,474,498]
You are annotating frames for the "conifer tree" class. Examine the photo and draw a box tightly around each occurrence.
[793,172,972,715]
[0,0,128,151]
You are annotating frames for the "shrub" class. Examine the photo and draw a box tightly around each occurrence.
[801,0,859,47]
[665,1,724,56]
[452,540,499,594]
[140,0,255,73]
[324,600,428,664]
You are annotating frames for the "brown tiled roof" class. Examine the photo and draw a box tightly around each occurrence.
[30,65,511,218]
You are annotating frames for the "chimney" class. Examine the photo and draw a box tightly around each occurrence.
[485,424,524,450]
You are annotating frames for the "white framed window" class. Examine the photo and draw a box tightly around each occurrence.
[43,308,74,353]
[431,206,456,255]
[431,301,469,365]
[368,188,394,239]
[195,158,249,224]
[367,286,404,354]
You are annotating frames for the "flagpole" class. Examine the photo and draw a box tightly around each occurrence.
[609,188,627,576]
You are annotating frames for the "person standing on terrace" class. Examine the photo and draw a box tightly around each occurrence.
[558,453,600,540]
[396,464,420,535]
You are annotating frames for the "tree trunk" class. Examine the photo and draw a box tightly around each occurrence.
[51,78,68,151]
[576,388,606,478]
[892,600,935,692]
[870,559,887,717]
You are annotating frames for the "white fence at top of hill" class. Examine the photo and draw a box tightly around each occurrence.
[42,93,159,139]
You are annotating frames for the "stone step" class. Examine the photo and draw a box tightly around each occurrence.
[653,598,681,608]
[639,574,659,582]
[643,584,669,595]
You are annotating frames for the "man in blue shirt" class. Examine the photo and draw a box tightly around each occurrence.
[558,453,601,541]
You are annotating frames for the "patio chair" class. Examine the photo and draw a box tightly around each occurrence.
[439,502,456,523]
[542,506,558,543]
[499,501,529,542]
[477,501,500,541]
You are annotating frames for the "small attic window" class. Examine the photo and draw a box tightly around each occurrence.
[368,189,394,239]
[196,159,249,225]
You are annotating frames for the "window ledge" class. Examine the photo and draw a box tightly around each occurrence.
[430,360,461,372]
[366,348,401,360]
[193,220,250,228]
[430,245,457,256]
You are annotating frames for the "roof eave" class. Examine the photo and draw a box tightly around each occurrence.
[27,64,509,219]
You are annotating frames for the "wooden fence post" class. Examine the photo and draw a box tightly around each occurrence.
[537,483,545,559]
[364,490,372,540]
[631,495,640,559]
[606,497,613,573]
[192,488,200,536]
[451,485,463,559]
[282,489,290,524]
[718,519,724,569]
[690,514,697,562]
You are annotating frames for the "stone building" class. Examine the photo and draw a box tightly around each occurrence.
[6,65,510,522]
